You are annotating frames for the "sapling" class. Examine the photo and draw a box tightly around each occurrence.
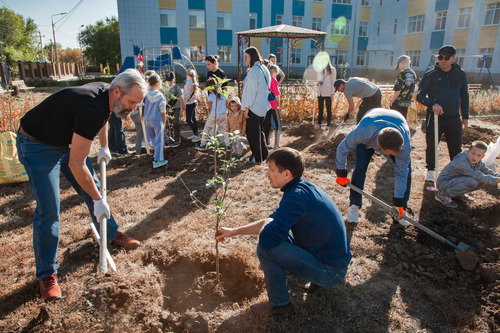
[178,76,247,280]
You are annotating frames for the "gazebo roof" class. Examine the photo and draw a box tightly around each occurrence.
[236,24,326,39]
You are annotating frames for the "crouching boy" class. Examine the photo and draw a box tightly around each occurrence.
[216,148,351,317]
[436,140,500,208]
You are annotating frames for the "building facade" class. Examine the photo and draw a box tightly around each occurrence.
[117,0,499,83]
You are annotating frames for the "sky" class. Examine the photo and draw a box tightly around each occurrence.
[1,0,118,49]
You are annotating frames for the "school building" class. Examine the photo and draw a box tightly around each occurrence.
[117,0,500,84]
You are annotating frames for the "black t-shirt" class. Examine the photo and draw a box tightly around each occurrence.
[20,82,111,147]
[207,68,226,81]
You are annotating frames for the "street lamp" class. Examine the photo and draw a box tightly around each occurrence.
[78,24,85,77]
[51,12,66,78]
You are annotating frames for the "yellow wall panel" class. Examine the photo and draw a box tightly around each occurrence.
[294,40,304,48]
[250,38,263,54]
[338,37,350,51]
[458,0,474,7]
[478,26,499,48]
[453,29,469,48]
[217,0,232,12]
[158,0,175,9]
[486,0,498,3]
[403,33,423,50]
[312,3,324,18]
[360,7,371,21]
[189,29,206,45]
[407,0,427,16]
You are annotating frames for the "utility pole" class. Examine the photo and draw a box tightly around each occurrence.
[39,31,45,61]
[51,12,66,78]
[78,24,85,77]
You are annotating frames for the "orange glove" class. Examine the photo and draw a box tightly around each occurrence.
[336,177,350,187]
[396,207,404,219]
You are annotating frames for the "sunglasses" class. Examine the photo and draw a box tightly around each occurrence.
[438,55,450,60]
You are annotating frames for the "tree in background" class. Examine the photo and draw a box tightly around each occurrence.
[79,17,120,71]
[0,7,38,67]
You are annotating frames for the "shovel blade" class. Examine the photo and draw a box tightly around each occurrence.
[456,242,470,252]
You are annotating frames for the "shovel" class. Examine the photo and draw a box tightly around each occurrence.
[346,182,470,252]
[89,159,117,273]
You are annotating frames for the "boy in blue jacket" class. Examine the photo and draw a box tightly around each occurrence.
[335,108,412,226]
[216,148,351,317]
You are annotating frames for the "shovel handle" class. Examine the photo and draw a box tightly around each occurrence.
[99,159,108,273]
[346,182,464,251]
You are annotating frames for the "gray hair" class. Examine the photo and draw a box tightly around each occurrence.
[110,69,148,95]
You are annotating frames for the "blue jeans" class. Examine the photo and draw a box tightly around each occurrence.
[16,132,119,279]
[108,112,128,153]
[350,144,411,209]
[257,236,347,307]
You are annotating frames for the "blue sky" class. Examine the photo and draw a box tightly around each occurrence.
[1,0,118,49]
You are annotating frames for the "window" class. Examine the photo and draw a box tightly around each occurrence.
[484,2,500,25]
[292,48,301,64]
[359,21,368,36]
[276,47,283,64]
[217,12,231,29]
[477,48,494,68]
[458,7,472,28]
[434,11,447,30]
[455,48,465,67]
[189,10,205,28]
[356,51,367,66]
[312,18,322,31]
[407,15,425,33]
[160,9,176,27]
[308,48,319,64]
[405,50,421,67]
[276,14,283,25]
[394,19,398,34]
[377,21,380,36]
[336,50,348,66]
[379,0,382,5]
[331,20,350,35]
[190,45,205,62]
[217,46,231,63]
[250,13,257,29]
[333,0,351,3]
[292,16,303,27]
[361,0,370,6]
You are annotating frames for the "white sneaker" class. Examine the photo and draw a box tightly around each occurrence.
[191,135,201,143]
[347,205,360,223]
[187,135,196,140]
[425,170,435,182]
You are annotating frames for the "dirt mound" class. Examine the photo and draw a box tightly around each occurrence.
[307,133,347,156]
[462,125,498,145]
[284,122,318,137]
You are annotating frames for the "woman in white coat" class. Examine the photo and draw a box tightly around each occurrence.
[316,59,337,127]
[241,46,271,163]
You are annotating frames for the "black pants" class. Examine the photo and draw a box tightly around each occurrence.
[391,104,408,120]
[185,102,198,136]
[317,96,332,126]
[167,108,181,141]
[108,112,128,153]
[246,110,268,163]
[425,112,462,171]
[357,89,382,123]
[263,109,281,145]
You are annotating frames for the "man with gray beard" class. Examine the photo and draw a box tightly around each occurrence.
[17,69,147,301]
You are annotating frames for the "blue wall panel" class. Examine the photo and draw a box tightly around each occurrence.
[435,0,449,12]
[188,0,205,10]
[358,37,368,51]
[331,4,352,20]
[217,30,233,46]
[271,0,284,25]
[430,31,445,49]
[293,1,305,16]
[160,27,178,45]
[250,0,263,28]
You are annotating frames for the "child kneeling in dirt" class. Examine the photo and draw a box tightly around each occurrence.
[436,140,500,208]
[225,96,246,160]
[216,148,351,318]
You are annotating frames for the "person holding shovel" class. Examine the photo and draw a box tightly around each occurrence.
[216,148,351,318]
[335,108,412,226]
[16,69,146,301]
[333,77,382,123]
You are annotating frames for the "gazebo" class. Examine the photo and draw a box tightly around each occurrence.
[235,24,327,94]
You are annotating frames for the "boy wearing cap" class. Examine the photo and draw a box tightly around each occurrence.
[390,55,417,120]
[334,77,382,123]
[417,45,469,182]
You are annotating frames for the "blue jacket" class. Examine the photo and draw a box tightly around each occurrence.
[259,178,351,269]
[335,108,411,200]
[417,62,469,119]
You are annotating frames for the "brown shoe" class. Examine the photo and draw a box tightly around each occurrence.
[250,301,272,315]
[112,231,141,249]
[250,301,294,317]
[39,274,61,300]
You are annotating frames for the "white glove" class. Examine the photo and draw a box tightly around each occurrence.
[97,146,112,165]
[93,198,111,222]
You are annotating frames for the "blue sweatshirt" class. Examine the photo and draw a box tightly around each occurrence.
[259,178,352,269]
[417,62,469,119]
[335,108,411,200]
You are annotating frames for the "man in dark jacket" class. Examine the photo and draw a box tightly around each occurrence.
[417,45,469,182]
